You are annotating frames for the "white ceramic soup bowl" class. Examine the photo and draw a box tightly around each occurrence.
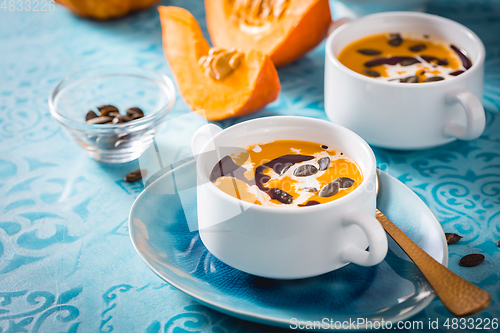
[325,12,486,150]
[191,116,388,279]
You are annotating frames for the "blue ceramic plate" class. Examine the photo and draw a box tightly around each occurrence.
[129,159,448,331]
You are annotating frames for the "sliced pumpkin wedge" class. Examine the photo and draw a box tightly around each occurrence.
[205,0,332,67]
[56,0,160,20]
[158,6,281,121]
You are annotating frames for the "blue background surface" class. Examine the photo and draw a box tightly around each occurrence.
[0,0,499,332]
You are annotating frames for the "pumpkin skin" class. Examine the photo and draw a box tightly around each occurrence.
[205,0,332,67]
[55,0,160,20]
[159,6,281,121]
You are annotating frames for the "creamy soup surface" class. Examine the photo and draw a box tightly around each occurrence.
[338,32,472,83]
[210,140,363,207]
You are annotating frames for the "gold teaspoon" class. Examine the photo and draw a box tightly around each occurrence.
[376,209,491,317]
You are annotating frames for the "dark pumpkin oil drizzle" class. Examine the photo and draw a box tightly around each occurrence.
[255,154,314,204]
[210,155,251,184]
[210,152,354,206]
[450,44,472,70]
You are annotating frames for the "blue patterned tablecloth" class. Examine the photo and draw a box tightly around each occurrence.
[0,0,499,332]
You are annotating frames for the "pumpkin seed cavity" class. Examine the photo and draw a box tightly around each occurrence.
[423,76,444,82]
[280,164,292,176]
[336,177,355,188]
[232,0,290,26]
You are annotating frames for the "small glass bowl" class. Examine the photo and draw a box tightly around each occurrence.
[49,66,175,163]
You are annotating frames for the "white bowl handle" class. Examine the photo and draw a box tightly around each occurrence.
[444,90,485,140]
[191,123,223,156]
[341,212,388,266]
[328,17,353,35]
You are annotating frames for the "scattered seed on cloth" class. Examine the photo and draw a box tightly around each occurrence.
[459,254,484,267]
[125,169,147,183]
[445,233,463,245]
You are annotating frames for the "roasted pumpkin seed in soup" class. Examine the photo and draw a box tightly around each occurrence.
[338,33,472,83]
[210,140,363,207]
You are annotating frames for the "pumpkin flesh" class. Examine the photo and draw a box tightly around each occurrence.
[205,0,332,67]
[159,6,281,121]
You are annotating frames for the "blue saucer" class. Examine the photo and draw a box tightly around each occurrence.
[129,159,448,331]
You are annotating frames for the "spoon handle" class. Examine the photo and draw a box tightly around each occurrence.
[376,209,490,317]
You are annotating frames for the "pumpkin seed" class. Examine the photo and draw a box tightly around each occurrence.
[459,254,484,267]
[409,44,426,52]
[424,76,444,82]
[318,181,339,197]
[212,53,234,80]
[86,116,113,125]
[357,48,382,56]
[401,75,419,83]
[318,157,330,171]
[388,33,403,47]
[233,0,290,23]
[271,188,293,204]
[302,187,317,193]
[96,135,119,148]
[445,233,463,245]
[126,107,144,118]
[112,117,124,124]
[200,47,244,80]
[298,200,320,207]
[272,0,288,19]
[399,58,420,66]
[449,70,464,76]
[125,169,148,183]
[293,164,318,177]
[208,47,225,57]
[229,52,244,69]
[363,69,381,77]
[85,110,98,121]
[86,106,145,125]
[280,164,292,176]
[97,105,119,117]
[421,55,448,66]
[107,111,121,117]
[336,177,355,188]
[115,114,134,123]
[198,55,208,66]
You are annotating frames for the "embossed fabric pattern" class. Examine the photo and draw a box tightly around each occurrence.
[0,0,499,332]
